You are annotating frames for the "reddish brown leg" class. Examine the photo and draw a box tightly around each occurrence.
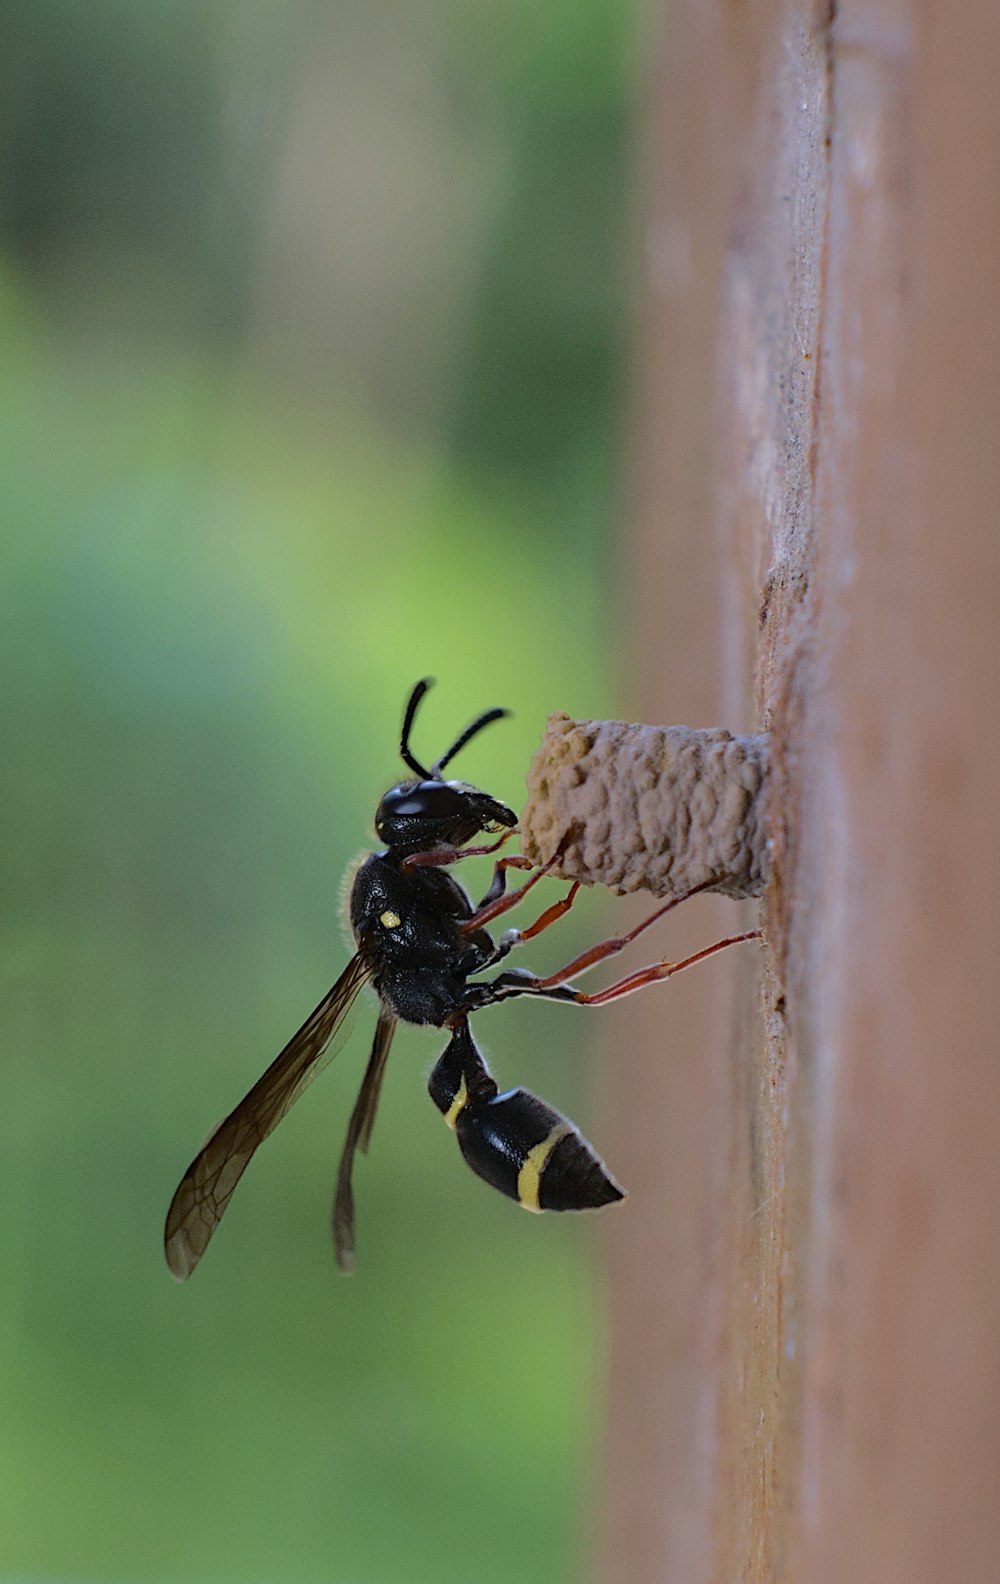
[557,930,762,1005]
[483,855,536,884]
[527,880,717,989]
[472,854,537,905]
[517,882,581,942]
[460,850,565,934]
[401,827,516,873]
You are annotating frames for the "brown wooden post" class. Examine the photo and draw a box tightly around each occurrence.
[599,2,1000,1580]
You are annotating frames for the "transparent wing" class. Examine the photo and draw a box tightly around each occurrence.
[332,1010,397,1274]
[164,953,374,1281]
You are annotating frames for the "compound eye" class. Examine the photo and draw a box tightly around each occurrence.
[375,781,471,838]
[380,781,466,821]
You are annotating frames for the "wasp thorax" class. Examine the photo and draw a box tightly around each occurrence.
[375,778,516,855]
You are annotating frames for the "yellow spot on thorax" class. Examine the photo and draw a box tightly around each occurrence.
[517,1124,572,1212]
[380,910,401,929]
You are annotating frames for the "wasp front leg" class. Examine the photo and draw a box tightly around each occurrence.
[475,854,536,909]
[400,828,518,875]
[428,1019,624,1213]
[460,845,574,937]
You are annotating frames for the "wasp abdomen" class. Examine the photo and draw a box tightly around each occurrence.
[456,1087,624,1214]
[428,1021,624,1215]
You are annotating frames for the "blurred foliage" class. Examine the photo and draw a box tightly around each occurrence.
[0,0,634,1580]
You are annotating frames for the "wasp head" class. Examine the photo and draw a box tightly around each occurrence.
[375,779,516,855]
[374,679,516,856]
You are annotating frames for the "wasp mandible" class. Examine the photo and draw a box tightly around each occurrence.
[164,679,759,1278]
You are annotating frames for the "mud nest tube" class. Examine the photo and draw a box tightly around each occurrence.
[519,712,771,902]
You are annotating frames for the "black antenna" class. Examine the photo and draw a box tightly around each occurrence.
[400,679,434,778]
[433,707,510,777]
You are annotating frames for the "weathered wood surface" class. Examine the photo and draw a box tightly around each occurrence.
[599,2,1000,1580]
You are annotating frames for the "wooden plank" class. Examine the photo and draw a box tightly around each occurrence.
[600,1,1000,1579]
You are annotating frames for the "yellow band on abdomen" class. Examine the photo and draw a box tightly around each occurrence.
[444,1077,468,1130]
[517,1124,572,1212]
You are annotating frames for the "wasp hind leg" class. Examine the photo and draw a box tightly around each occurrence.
[428,1020,624,1213]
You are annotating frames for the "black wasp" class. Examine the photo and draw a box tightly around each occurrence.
[164,679,758,1278]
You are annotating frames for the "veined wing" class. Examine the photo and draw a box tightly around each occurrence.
[332,1010,397,1274]
[164,952,374,1281]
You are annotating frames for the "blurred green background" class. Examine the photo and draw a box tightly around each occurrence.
[1,2,635,1580]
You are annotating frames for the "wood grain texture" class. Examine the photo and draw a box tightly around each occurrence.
[599,0,1000,1579]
